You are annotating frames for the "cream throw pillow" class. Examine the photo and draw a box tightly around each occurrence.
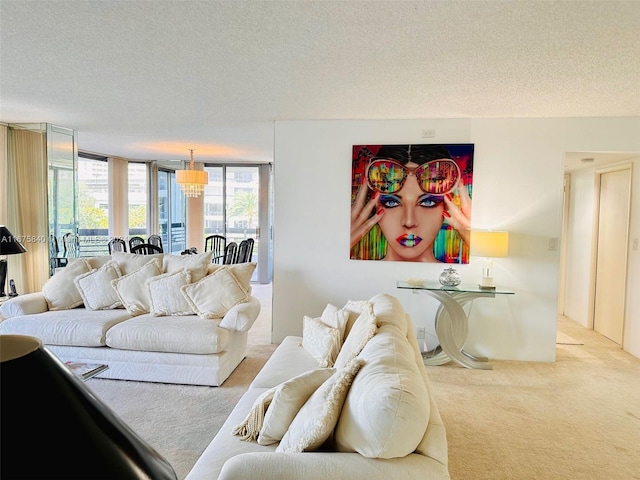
[341,299,370,339]
[181,264,254,319]
[258,368,335,446]
[277,357,365,453]
[111,259,162,316]
[301,316,341,368]
[334,302,377,370]
[42,259,92,310]
[321,303,350,344]
[111,251,165,275]
[163,251,213,282]
[73,260,122,310]
[206,262,255,292]
[147,269,193,316]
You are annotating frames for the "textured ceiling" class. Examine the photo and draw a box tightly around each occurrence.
[1,0,639,165]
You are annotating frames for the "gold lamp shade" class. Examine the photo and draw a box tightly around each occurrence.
[470,230,509,258]
[470,230,509,288]
[176,149,208,197]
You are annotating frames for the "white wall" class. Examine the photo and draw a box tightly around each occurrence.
[564,156,640,359]
[272,117,640,362]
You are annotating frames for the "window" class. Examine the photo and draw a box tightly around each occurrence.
[128,163,147,238]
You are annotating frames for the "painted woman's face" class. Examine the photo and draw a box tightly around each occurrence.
[377,162,444,262]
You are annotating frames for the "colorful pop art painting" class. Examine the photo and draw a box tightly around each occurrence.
[350,143,474,263]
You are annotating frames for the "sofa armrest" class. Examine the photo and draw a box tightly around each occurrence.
[216,451,449,480]
[0,292,48,318]
[219,296,261,332]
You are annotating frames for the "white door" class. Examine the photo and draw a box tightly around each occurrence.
[593,166,631,345]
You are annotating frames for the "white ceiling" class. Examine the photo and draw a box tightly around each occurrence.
[1,1,639,166]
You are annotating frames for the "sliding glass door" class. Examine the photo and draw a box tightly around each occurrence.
[158,169,186,254]
[204,164,271,283]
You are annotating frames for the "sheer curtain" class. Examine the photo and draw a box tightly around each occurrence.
[0,125,7,223]
[7,128,49,294]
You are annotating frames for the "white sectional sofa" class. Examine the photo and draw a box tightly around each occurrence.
[0,251,260,386]
[185,293,450,480]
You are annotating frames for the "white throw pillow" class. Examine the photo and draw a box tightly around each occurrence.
[321,303,350,344]
[206,262,256,293]
[163,251,213,282]
[73,260,122,310]
[277,357,365,453]
[334,302,377,370]
[42,259,92,310]
[301,316,341,368]
[335,325,431,459]
[147,269,194,316]
[341,299,370,339]
[111,251,165,275]
[181,264,254,319]
[258,368,335,446]
[111,259,162,316]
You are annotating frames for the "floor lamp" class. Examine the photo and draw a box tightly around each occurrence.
[0,225,27,297]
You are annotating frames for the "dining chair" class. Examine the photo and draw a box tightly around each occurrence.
[129,236,145,251]
[147,234,163,252]
[49,234,68,274]
[223,242,238,265]
[107,237,127,254]
[234,239,254,264]
[204,235,226,263]
[62,232,80,259]
[130,243,163,255]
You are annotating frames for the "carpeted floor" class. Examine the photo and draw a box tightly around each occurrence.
[86,287,640,480]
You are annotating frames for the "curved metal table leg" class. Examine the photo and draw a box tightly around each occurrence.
[416,290,493,370]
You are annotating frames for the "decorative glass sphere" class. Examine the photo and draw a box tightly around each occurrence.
[439,267,461,286]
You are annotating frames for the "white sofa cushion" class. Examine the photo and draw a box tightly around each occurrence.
[111,259,162,316]
[369,293,410,334]
[163,251,213,282]
[111,251,165,275]
[105,313,230,354]
[277,357,364,453]
[147,269,194,316]
[249,336,321,389]
[334,302,377,370]
[0,308,132,346]
[335,324,430,459]
[181,265,253,319]
[258,367,335,446]
[42,258,92,311]
[73,260,122,310]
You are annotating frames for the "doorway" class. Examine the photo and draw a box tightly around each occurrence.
[592,165,632,345]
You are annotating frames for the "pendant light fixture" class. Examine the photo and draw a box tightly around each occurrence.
[176,149,208,197]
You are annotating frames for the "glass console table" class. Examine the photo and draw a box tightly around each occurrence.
[397,280,515,370]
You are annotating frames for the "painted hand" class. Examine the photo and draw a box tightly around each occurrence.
[350,180,383,248]
[443,177,471,246]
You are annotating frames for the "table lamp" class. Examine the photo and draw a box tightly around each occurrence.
[0,225,27,297]
[470,230,509,289]
[0,334,178,479]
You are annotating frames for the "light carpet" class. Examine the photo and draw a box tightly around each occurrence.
[86,294,640,480]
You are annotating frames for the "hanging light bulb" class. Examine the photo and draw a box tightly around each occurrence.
[176,149,208,197]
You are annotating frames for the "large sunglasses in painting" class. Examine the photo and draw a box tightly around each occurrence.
[366,157,461,195]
